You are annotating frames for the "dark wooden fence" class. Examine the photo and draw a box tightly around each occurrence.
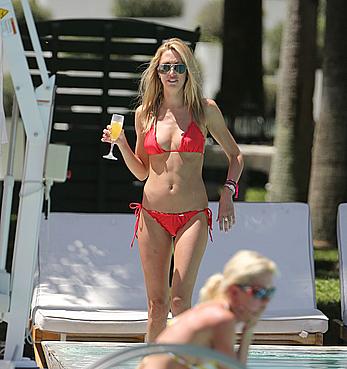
[21,18,200,212]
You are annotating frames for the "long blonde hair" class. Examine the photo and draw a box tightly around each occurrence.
[199,250,277,303]
[138,38,205,132]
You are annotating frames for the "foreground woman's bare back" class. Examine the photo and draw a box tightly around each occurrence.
[157,301,235,350]
[137,302,236,369]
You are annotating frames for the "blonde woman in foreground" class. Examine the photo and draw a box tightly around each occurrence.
[138,250,277,369]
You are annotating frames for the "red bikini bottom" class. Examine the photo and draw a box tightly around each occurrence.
[129,203,213,247]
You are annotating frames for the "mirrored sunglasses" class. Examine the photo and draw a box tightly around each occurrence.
[157,63,187,74]
[237,285,276,300]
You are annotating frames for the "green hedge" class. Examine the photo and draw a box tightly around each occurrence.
[113,0,183,17]
[196,0,223,42]
[12,0,51,23]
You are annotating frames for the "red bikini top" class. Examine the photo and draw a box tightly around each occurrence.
[144,121,205,155]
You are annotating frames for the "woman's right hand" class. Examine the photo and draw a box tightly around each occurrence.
[101,125,112,143]
[101,125,126,146]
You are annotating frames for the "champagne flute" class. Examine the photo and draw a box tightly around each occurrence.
[103,113,124,160]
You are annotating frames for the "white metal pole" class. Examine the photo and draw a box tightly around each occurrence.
[4,140,45,361]
[0,96,19,270]
[4,77,55,361]
[0,0,55,361]
[0,0,45,138]
[20,0,49,87]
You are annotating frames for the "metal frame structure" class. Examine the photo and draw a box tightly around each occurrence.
[0,0,55,363]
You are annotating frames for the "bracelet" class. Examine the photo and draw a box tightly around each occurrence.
[224,179,239,198]
[225,179,237,187]
[224,183,236,196]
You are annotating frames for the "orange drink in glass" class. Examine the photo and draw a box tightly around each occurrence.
[103,114,124,160]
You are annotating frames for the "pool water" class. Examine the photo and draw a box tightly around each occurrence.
[248,347,347,368]
[42,342,347,369]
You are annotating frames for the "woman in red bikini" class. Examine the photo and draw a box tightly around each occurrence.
[102,38,243,341]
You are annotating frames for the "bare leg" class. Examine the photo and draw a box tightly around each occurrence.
[171,212,208,316]
[137,210,173,341]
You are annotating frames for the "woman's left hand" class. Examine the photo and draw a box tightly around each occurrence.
[217,188,235,232]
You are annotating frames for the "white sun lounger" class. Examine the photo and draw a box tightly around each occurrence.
[31,212,148,367]
[192,202,328,345]
[336,202,347,341]
[32,203,328,366]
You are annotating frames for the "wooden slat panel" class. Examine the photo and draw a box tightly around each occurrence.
[50,183,142,212]
[28,57,143,73]
[52,112,103,125]
[106,167,139,183]
[24,32,195,55]
[66,162,137,182]
[55,93,104,106]
[45,58,143,73]
[32,19,200,41]
[65,147,129,166]
[22,20,199,49]
[106,188,143,204]
[51,130,136,157]
[52,149,138,177]
[51,182,142,199]
[108,59,147,73]
[26,57,51,71]
[51,130,101,143]
[49,74,104,88]
[20,19,200,213]
[55,93,136,108]
[52,75,139,90]
[109,42,157,56]
[22,36,52,51]
[51,129,101,139]
[53,112,135,125]
[47,39,106,54]
[50,197,136,213]
[33,39,157,57]
[65,151,101,165]
[21,36,37,51]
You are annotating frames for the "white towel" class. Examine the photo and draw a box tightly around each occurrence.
[0,28,8,147]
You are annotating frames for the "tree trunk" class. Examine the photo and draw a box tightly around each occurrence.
[308,0,347,248]
[268,0,318,201]
[219,0,264,118]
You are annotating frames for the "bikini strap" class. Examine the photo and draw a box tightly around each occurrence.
[205,208,213,242]
[129,202,142,248]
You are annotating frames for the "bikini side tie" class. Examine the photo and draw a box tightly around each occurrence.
[129,202,142,248]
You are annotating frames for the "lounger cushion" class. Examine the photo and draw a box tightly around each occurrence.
[192,202,328,334]
[33,309,147,334]
[257,309,328,334]
[32,203,328,337]
[32,212,148,334]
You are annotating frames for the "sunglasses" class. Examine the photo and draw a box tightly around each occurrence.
[237,285,276,300]
[157,63,187,74]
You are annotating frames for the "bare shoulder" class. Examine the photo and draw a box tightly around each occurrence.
[204,98,219,109]
[135,105,144,120]
[196,303,235,327]
[135,105,145,131]
[203,98,221,116]
[203,99,223,120]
